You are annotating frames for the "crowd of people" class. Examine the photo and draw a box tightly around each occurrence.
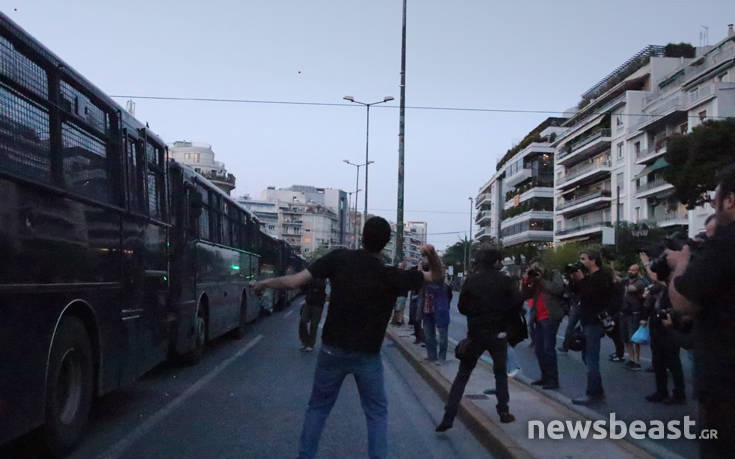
[250,164,735,458]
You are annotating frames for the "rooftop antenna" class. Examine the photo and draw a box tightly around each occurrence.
[699,25,709,47]
[125,99,135,116]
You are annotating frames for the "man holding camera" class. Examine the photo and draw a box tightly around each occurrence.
[667,166,735,456]
[569,250,614,405]
[523,262,565,389]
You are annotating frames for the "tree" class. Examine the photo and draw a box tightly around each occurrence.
[665,118,735,209]
[441,237,482,274]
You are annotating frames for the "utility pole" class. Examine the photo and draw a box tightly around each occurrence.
[467,197,473,276]
[395,0,407,266]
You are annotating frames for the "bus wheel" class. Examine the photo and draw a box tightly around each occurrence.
[43,317,94,456]
[233,296,247,339]
[184,308,207,365]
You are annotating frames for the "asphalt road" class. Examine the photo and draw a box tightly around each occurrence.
[2,297,492,459]
[443,293,699,459]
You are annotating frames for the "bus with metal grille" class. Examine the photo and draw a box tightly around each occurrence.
[0,12,303,454]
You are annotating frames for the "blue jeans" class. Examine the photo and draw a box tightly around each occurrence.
[506,345,520,372]
[298,345,387,459]
[534,318,560,384]
[423,314,448,361]
[581,322,604,397]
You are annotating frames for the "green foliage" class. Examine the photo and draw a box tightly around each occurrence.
[502,243,541,266]
[442,237,482,273]
[665,118,735,209]
[606,222,668,272]
[664,43,695,58]
[540,243,586,273]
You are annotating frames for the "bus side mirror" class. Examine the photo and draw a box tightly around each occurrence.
[190,190,203,218]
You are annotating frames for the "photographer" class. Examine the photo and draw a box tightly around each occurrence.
[522,262,565,389]
[641,272,685,404]
[620,264,646,370]
[667,166,735,457]
[560,263,582,352]
[569,250,614,406]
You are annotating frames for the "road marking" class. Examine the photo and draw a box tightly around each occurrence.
[99,334,264,459]
[284,310,294,319]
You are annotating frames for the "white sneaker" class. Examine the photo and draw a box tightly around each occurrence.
[304,346,313,352]
[507,368,520,378]
[299,345,307,351]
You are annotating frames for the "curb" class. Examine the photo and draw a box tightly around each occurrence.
[389,328,670,459]
[386,328,533,459]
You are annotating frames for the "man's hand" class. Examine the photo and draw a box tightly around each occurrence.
[572,270,584,282]
[250,280,265,294]
[661,313,673,328]
[665,245,691,271]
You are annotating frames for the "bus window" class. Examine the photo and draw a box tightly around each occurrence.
[0,35,48,99]
[61,122,111,203]
[146,141,165,220]
[60,80,107,133]
[126,136,146,213]
[0,85,51,183]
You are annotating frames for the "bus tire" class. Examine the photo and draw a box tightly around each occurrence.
[184,306,207,365]
[43,317,94,457]
[233,296,247,339]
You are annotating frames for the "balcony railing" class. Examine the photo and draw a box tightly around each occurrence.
[637,177,669,193]
[555,221,611,236]
[475,210,492,222]
[559,128,611,160]
[559,159,611,185]
[557,189,612,210]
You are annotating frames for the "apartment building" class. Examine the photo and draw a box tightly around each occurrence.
[383,221,428,266]
[627,28,735,236]
[169,141,236,195]
[475,117,565,250]
[552,45,686,244]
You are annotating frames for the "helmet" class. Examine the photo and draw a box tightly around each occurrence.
[564,327,586,352]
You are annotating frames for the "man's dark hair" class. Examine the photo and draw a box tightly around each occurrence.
[474,243,501,269]
[579,249,602,268]
[362,216,391,253]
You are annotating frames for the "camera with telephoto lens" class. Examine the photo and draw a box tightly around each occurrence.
[648,231,703,281]
[598,311,615,332]
[655,307,673,322]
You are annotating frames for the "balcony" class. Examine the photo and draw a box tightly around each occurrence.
[556,221,611,239]
[558,128,611,165]
[557,190,612,215]
[501,230,554,248]
[635,147,664,165]
[634,92,687,132]
[650,209,688,228]
[636,178,673,199]
[504,167,533,187]
[474,227,492,240]
[558,158,612,189]
[475,210,493,224]
[500,210,553,230]
[475,193,492,208]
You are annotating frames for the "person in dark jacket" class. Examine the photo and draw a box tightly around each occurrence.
[643,273,686,404]
[436,245,522,431]
[570,250,614,405]
[523,262,565,389]
[299,278,327,351]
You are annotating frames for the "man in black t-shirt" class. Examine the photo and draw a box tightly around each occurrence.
[667,166,735,457]
[254,217,440,459]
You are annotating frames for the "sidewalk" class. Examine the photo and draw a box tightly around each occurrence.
[386,325,670,459]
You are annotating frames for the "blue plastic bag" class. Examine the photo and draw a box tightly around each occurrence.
[631,325,650,344]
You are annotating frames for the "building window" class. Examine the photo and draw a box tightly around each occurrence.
[616,142,624,160]
[616,172,625,195]
[698,110,707,122]
[635,207,640,222]
[616,114,624,130]
[634,142,640,154]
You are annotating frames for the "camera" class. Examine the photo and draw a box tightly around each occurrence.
[648,231,702,281]
[564,262,586,276]
[655,307,673,322]
[598,311,615,332]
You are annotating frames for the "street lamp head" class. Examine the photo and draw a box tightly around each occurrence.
[383,96,394,102]
[343,96,355,102]
[367,160,375,165]
[343,159,350,164]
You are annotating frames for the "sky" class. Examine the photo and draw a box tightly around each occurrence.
[4,0,734,249]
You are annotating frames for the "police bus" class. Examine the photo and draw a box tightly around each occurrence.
[0,12,302,454]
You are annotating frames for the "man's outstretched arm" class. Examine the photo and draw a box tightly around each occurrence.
[253,269,313,292]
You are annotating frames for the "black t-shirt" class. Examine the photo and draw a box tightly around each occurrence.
[307,249,424,353]
[674,221,735,397]
[574,268,614,325]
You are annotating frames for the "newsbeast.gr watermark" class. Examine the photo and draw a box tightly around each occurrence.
[528,413,718,441]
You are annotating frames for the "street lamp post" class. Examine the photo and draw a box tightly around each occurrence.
[467,196,473,276]
[344,159,372,248]
[345,188,361,249]
[343,96,394,226]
